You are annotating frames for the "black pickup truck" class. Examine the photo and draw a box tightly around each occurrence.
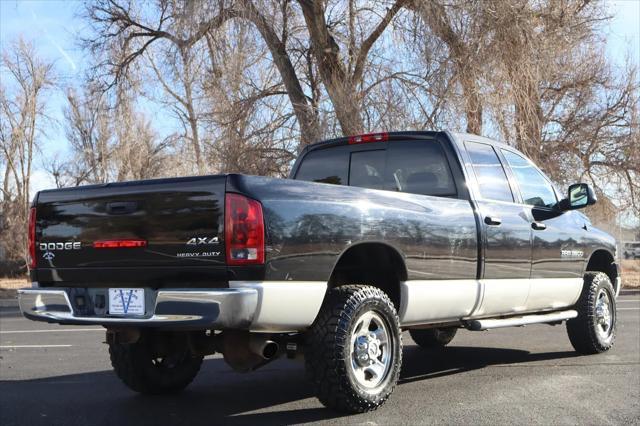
[20,131,620,413]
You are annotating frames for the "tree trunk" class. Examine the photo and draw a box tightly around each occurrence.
[514,77,543,163]
[297,0,364,136]
[243,2,323,146]
[461,75,482,134]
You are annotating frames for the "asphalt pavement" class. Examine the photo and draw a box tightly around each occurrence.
[1,291,638,425]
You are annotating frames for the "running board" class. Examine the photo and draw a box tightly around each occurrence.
[466,310,578,331]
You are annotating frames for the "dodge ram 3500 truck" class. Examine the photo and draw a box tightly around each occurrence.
[20,131,620,413]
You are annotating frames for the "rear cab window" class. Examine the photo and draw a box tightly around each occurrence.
[385,141,457,196]
[349,150,386,190]
[293,146,349,185]
[294,137,459,198]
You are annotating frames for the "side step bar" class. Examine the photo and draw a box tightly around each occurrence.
[466,310,578,331]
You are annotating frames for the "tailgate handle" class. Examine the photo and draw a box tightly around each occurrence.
[106,201,138,215]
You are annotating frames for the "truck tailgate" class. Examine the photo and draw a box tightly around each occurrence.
[33,175,227,285]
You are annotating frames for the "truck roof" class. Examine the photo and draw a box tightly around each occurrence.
[449,132,516,150]
[301,130,443,154]
[302,130,518,155]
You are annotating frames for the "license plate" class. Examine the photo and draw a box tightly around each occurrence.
[108,288,145,315]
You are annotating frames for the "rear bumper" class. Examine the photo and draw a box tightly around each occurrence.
[18,281,327,331]
[18,288,257,329]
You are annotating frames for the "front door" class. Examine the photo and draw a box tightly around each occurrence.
[500,149,584,310]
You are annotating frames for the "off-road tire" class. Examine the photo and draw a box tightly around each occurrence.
[409,327,457,348]
[566,272,617,354]
[109,332,203,394]
[304,285,402,413]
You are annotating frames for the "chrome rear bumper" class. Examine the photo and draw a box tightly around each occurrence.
[18,288,258,329]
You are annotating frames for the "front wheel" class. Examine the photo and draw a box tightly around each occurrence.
[566,272,617,354]
[305,285,402,413]
[109,331,203,394]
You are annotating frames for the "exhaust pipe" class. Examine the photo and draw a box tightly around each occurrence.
[249,335,279,360]
[249,334,280,359]
[221,331,281,372]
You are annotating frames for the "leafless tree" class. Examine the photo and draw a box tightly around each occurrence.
[409,0,490,134]
[482,0,639,216]
[63,84,113,184]
[84,1,410,144]
[0,38,55,265]
[60,82,169,185]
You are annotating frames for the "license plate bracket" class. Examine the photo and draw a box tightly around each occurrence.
[108,288,145,316]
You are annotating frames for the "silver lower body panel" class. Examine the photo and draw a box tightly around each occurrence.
[18,281,328,331]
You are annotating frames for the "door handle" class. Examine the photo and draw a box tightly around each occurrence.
[484,216,502,226]
[531,222,547,231]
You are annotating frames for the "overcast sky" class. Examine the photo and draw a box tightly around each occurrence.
[1,0,639,194]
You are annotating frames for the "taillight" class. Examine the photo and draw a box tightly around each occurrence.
[225,193,265,265]
[93,240,147,248]
[28,207,36,269]
[348,132,389,144]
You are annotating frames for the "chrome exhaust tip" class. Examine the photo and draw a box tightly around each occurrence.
[249,336,279,360]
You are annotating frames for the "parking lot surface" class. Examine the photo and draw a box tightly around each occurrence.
[1,291,638,425]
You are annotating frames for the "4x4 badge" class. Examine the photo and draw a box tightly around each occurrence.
[186,237,219,245]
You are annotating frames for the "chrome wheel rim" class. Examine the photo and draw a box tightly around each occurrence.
[349,310,392,389]
[595,288,613,339]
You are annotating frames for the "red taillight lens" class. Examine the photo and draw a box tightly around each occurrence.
[348,132,389,144]
[225,193,264,265]
[28,207,36,269]
[93,240,147,249]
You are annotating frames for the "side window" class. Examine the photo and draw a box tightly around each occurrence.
[349,150,386,190]
[295,148,349,185]
[465,142,514,202]
[384,141,457,197]
[501,150,557,208]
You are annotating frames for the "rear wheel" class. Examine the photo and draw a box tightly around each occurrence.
[566,272,617,354]
[109,331,203,394]
[304,285,402,413]
[409,327,457,349]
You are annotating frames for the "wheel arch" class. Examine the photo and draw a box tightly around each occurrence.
[326,242,408,310]
[584,249,619,294]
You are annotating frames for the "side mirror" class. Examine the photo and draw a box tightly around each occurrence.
[558,183,597,211]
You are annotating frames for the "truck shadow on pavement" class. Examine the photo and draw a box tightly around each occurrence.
[400,345,578,385]
[0,345,581,425]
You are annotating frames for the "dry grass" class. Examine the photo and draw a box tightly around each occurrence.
[0,278,29,290]
[0,278,28,299]
[622,260,640,288]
